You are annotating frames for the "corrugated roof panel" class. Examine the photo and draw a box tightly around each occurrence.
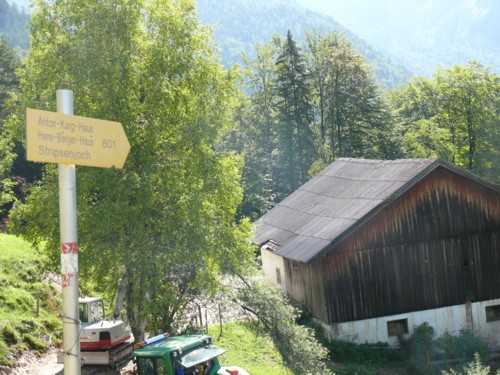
[253,224,295,246]
[320,158,434,182]
[275,235,331,263]
[358,180,408,199]
[345,198,385,219]
[305,175,353,196]
[297,216,356,239]
[304,175,405,200]
[263,205,314,233]
[283,191,353,218]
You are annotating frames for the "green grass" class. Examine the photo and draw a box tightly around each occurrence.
[0,233,40,261]
[0,234,61,366]
[208,321,293,375]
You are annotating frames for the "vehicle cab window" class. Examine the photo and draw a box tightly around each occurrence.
[137,357,167,375]
[89,300,105,323]
[78,303,88,323]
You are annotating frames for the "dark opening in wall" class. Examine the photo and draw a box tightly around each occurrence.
[486,305,500,322]
[387,318,409,336]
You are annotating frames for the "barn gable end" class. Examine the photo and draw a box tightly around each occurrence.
[317,166,500,323]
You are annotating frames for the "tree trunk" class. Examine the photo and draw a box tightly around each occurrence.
[114,275,128,318]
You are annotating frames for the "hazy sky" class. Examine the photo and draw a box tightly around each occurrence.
[295,0,495,44]
[295,0,499,74]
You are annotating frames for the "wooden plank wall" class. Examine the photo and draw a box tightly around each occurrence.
[305,167,500,323]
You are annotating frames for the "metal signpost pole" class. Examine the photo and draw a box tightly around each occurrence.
[56,90,81,375]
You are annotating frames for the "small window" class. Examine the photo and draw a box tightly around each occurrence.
[387,318,408,336]
[485,305,500,322]
[276,267,281,284]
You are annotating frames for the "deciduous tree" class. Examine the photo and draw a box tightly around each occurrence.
[389,62,500,183]
[8,0,254,339]
[306,31,392,163]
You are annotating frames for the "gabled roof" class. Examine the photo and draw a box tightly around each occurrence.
[253,158,499,264]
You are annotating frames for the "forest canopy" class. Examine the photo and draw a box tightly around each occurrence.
[229,30,498,220]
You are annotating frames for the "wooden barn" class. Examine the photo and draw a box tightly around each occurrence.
[254,158,500,347]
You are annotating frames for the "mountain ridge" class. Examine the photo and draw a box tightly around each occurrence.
[7,0,464,87]
[197,0,411,88]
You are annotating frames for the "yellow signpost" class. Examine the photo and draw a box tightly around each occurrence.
[26,108,130,169]
[26,92,131,375]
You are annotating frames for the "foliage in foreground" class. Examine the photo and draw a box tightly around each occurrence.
[225,275,334,375]
[0,234,61,366]
[442,353,500,375]
[400,323,491,374]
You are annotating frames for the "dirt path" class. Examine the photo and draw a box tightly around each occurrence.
[5,349,135,375]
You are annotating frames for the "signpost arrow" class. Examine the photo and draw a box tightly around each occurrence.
[26,108,130,169]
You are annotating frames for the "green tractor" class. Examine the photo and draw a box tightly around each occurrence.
[132,332,249,375]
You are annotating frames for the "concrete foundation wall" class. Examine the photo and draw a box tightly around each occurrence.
[320,299,500,349]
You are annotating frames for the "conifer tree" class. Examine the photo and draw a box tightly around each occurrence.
[274,30,315,195]
[229,43,279,220]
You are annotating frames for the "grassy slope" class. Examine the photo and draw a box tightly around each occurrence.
[0,234,61,366]
[209,321,292,375]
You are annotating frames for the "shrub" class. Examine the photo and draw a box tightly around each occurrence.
[438,331,457,360]
[401,322,435,373]
[297,310,329,346]
[325,339,404,365]
[234,277,334,374]
[441,353,500,375]
[455,329,489,361]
